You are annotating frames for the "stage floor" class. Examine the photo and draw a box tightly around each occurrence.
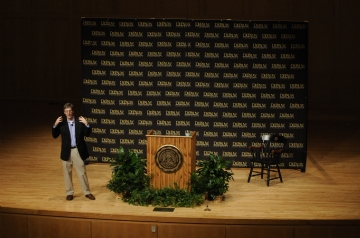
[1,101,360,225]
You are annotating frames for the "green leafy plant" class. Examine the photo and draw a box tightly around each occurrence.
[124,184,203,207]
[190,154,234,201]
[107,146,151,197]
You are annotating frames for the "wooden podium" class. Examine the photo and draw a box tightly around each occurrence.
[146,130,196,189]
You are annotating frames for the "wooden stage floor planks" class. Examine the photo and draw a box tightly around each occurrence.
[1,101,360,229]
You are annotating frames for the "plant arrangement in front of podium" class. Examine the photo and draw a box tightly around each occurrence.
[106,146,234,207]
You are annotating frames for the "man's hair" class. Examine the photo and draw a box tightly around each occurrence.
[63,103,74,110]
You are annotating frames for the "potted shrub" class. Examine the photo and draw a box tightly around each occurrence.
[107,146,151,198]
[190,154,234,201]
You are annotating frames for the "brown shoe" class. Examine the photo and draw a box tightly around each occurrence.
[66,195,74,201]
[85,194,95,200]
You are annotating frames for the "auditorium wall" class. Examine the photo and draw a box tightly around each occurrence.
[1,0,359,111]
[80,18,308,169]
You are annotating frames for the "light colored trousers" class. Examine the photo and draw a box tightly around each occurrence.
[62,148,91,196]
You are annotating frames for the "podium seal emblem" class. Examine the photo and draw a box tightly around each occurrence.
[155,145,183,173]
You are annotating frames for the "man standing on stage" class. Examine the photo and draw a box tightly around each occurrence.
[52,103,95,201]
